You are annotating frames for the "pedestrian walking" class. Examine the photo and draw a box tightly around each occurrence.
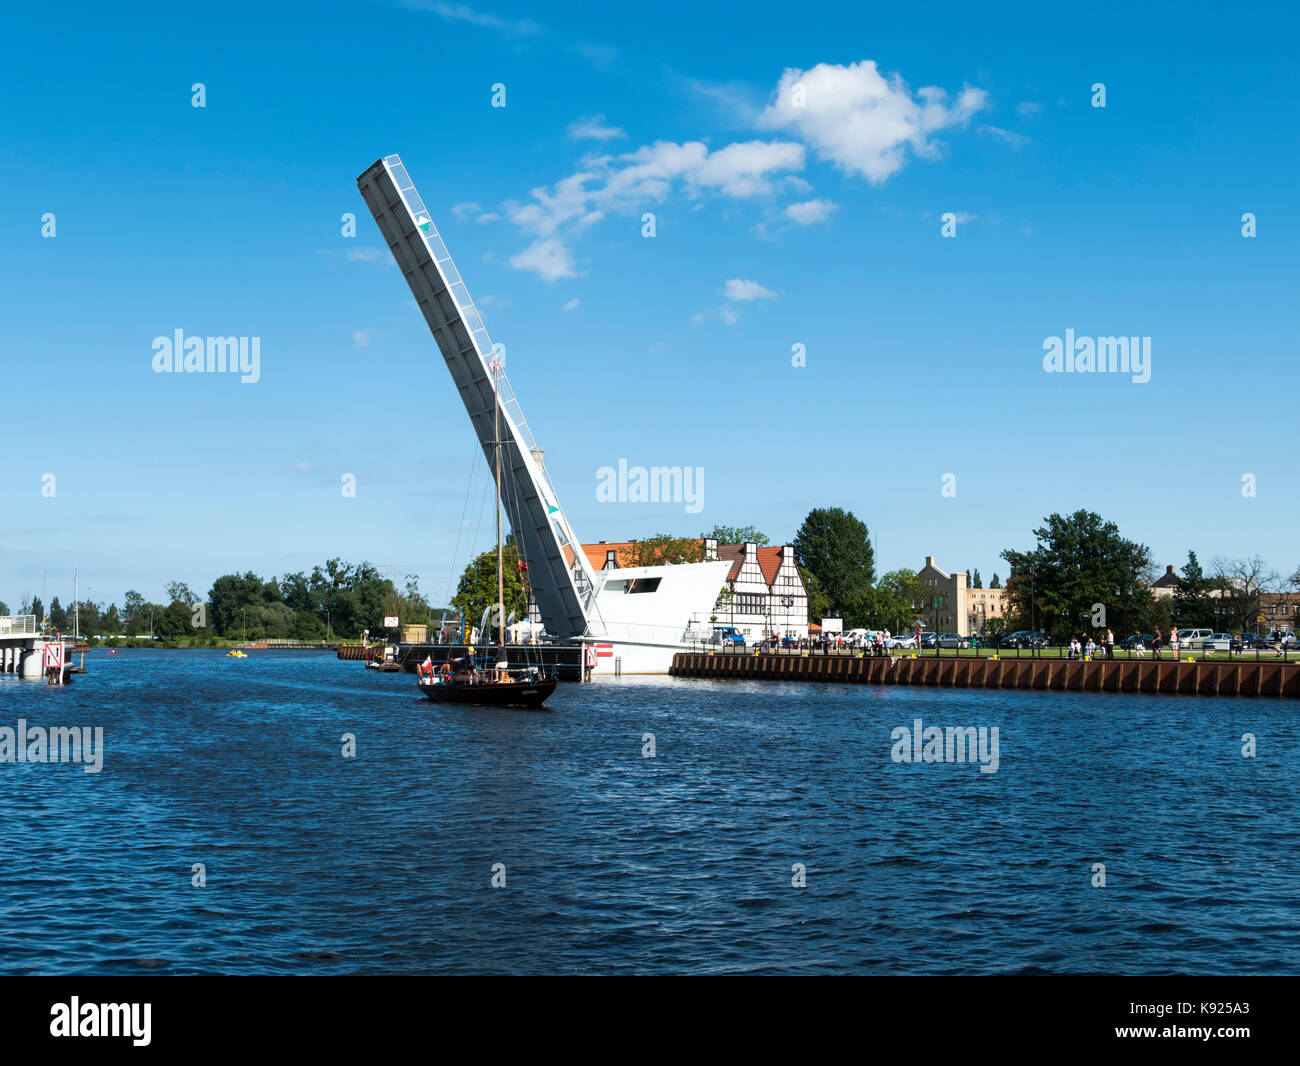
[1105,628,1115,660]
[1171,627,1180,661]
[1153,627,1162,659]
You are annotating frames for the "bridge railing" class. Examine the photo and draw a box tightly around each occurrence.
[0,615,38,635]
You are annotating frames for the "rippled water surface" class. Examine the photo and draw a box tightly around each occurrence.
[1,650,1296,974]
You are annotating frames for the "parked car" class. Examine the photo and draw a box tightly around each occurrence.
[1234,633,1269,651]
[999,630,1050,649]
[1174,628,1215,648]
[918,631,939,648]
[1282,632,1298,649]
[1201,633,1234,652]
[937,632,971,649]
[1120,633,1154,650]
[711,626,745,647]
[892,634,918,649]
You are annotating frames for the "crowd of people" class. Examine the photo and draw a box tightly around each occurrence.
[753,630,904,656]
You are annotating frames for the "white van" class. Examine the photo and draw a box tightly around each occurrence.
[1175,628,1214,648]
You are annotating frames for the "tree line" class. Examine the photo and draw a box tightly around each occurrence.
[788,506,1298,639]
[3,560,447,644]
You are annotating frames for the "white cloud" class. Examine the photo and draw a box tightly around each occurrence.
[573,42,618,70]
[394,1,540,37]
[509,238,578,282]
[293,462,311,472]
[1016,101,1042,116]
[317,247,387,264]
[784,198,837,225]
[353,330,375,348]
[561,298,581,311]
[692,305,742,326]
[758,60,988,183]
[452,202,502,224]
[500,59,986,281]
[724,278,778,301]
[979,125,1030,147]
[504,139,804,280]
[671,72,764,126]
[567,114,626,141]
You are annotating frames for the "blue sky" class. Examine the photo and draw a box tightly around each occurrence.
[2,1,1298,610]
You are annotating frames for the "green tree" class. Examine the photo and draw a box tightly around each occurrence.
[165,581,199,607]
[1172,551,1216,629]
[798,566,830,624]
[990,573,1002,589]
[154,599,195,639]
[121,590,147,635]
[452,542,529,637]
[982,614,1012,641]
[872,569,928,632]
[619,534,705,567]
[49,597,68,631]
[972,569,983,589]
[1000,510,1154,640]
[209,572,268,638]
[793,507,875,618]
[1211,555,1278,635]
[0,600,8,616]
[703,525,769,546]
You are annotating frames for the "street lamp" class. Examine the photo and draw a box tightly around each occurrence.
[242,609,247,644]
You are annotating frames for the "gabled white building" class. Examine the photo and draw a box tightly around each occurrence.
[709,540,809,640]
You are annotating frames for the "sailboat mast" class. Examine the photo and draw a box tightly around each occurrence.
[495,362,505,654]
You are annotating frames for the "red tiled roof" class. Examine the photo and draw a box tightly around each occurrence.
[581,541,641,571]
[576,540,786,586]
[756,546,782,584]
[717,544,744,581]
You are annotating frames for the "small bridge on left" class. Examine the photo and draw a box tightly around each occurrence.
[0,615,63,679]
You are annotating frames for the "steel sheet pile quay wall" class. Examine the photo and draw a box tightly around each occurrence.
[669,653,1300,698]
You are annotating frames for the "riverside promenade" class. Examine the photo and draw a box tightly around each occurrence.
[671,650,1300,698]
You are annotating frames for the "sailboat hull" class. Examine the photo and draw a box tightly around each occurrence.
[418,678,557,708]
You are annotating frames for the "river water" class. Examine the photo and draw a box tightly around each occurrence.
[1,650,1295,974]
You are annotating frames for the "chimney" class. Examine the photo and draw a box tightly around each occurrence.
[925,555,935,568]
[1165,564,1175,576]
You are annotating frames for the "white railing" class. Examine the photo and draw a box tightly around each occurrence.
[0,615,38,636]
[382,154,591,586]
[582,619,709,646]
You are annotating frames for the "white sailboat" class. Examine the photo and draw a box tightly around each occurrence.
[357,155,730,674]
